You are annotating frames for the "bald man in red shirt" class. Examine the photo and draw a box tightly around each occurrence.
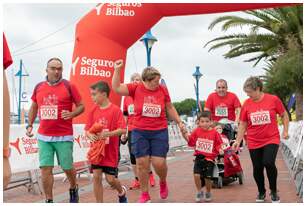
[204,79,241,124]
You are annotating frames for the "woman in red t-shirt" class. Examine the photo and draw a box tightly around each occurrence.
[233,76,289,203]
[112,60,186,203]
[120,73,156,189]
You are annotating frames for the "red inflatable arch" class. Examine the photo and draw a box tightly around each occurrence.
[70,3,294,123]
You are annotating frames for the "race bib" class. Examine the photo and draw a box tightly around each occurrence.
[127,104,135,115]
[250,111,271,126]
[40,105,58,120]
[142,103,161,118]
[195,138,213,153]
[215,106,228,117]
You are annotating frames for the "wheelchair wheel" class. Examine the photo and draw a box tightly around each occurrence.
[217,176,223,188]
[238,172,244,185]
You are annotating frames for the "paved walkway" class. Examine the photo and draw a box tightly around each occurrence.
[4,147,302,203]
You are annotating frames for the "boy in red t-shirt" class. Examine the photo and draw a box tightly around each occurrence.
[182,111,222,202]
[85,81,128,203]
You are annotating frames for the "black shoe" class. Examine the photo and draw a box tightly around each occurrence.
[118,186,128,203]
[270,191,280,203]
[69,185,79,203]
[45,199,53,203]
[256,193,266,203]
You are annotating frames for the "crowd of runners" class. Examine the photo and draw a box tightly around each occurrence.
[16,57,289,203]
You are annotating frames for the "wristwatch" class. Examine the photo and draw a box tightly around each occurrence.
[3,147,11,158]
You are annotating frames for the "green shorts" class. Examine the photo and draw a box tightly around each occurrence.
[38,140,74,170]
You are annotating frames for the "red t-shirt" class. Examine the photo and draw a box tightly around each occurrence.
[31,80,82,136]
[123,96,135,131]
[205,92,241,121]
[127,83,171,131]
[85,103,126,167]
[188,127,223,161]
[240,93,285,149]
[3,34,13,70]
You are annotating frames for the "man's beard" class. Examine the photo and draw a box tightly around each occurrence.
[47,75,62,85]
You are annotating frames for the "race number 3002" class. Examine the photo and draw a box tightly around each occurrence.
[142,103,161,117]
[250,111,271,125]
[40,105,58,120]
[196,139,213,153]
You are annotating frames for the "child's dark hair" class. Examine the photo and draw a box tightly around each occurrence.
[90,80,110,97]
[197,111,211,121]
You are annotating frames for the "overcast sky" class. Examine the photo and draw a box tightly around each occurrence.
[3,3,268,113]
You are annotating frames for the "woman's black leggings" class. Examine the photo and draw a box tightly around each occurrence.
[249,144,279,194]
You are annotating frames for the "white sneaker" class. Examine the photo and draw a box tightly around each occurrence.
[195,191,204,202]
[205,192,212,202]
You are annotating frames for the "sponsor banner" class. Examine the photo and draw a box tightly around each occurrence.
[8,124,188,173]
[8,124,90,173]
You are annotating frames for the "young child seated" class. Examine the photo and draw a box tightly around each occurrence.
[182,111,222,202]
[213,122,231,154]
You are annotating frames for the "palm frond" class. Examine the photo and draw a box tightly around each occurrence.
[245,10,276,22]
[208,16,240,30]
[204,34,248,47]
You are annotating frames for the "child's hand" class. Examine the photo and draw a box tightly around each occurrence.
[182,131,190,142]
[178,121,187,134]
[97,131,110,140]
[87,133,99,142]
[121,134,128,142]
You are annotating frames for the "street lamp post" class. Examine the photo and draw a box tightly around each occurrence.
[140,29,157,67]
[192,66,203,114]
[15,59,29,124]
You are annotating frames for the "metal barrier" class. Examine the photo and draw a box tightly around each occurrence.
[6,122,302,197]
[279,121,303,198]
[5,170,42,194]
[5,124,189,194]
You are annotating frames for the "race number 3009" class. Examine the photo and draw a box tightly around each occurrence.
[40,105,58,120]
[215,107,228,117]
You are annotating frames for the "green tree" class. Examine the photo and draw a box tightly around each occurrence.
[173,99,207,116]
[263,38,303,120]
[173,98,197,116]
[205,5,303,120]
[205,5,302,66]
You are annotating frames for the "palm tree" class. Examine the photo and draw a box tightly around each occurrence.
[205,5,303,120]
[264,38,303,120]
[205,5,302,66]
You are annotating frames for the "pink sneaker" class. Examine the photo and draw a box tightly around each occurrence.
[129,179,140,190]
[159,181,168,199]
[149,173,155,187]
[138,192,151,203]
